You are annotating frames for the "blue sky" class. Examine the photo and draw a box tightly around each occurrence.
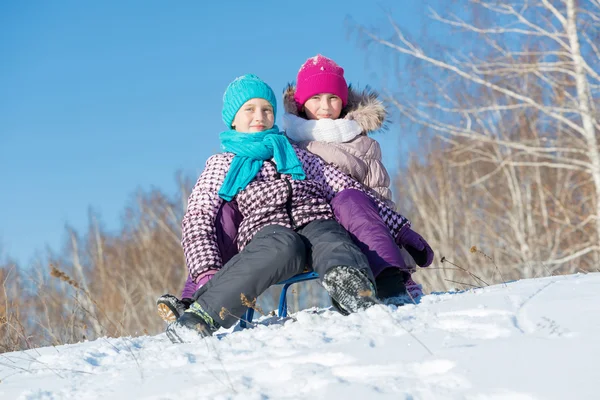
[0,0,428,266]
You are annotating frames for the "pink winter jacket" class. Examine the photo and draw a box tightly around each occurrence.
[302,137,392,204]
[182,146,410,283]
[283,85,393,205]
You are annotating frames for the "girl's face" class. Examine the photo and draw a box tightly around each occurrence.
[232,98,275,133]
[302,93,343,120]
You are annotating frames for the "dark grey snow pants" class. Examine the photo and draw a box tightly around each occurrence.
[194,219,372,328]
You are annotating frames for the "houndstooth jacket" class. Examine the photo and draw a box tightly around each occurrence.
[182,146,410,283]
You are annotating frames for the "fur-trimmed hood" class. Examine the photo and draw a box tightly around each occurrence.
[283,84,388,134]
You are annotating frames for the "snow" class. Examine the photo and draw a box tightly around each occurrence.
[2,273,599,399]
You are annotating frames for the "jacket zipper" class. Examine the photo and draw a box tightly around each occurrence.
[284,179,296,228]
[267,160,296,228]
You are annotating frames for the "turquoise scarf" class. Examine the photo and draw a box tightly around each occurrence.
[218,126,306,201]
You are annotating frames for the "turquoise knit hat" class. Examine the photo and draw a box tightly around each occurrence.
[222,74,278,128]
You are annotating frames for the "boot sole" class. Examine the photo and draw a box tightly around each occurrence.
[323,267,381,314]
[157,303,178,323]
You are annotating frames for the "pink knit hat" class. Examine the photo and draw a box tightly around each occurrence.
[294,54,348,109]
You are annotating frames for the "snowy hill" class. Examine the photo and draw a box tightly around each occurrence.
[2,273,599,399]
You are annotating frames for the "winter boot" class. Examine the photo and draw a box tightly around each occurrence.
[322,266,380,315]
[375,268,412,306]
[166,302,220,343]
[156,294,193,323]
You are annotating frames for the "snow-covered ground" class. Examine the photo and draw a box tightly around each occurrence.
[2,273,599,400]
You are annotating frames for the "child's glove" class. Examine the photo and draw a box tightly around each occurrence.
[396,226,434,268]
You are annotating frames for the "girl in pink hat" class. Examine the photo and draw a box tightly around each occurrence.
[282,54,433,303]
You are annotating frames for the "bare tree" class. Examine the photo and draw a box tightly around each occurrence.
[355,0,600,284]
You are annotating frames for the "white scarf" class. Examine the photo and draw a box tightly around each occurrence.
[282,113,362,144]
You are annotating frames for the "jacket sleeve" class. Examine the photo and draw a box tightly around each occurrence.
[320,159,410,239]
[181,154,228,283]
